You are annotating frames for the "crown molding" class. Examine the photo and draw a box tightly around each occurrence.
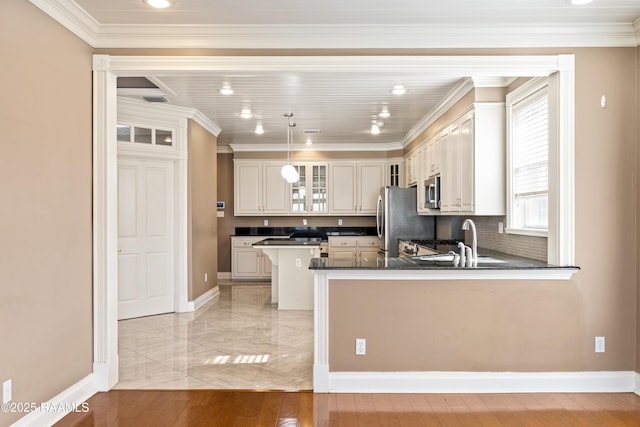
[29,0,98,46]
[229,142,403,153]
[84,24,640,49]
[28,1,640,48]
[401,78,474,148]
[117,97,222,136]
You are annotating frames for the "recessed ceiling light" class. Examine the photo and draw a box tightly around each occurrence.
[144,0,172,9]
[240,108,253,119]
[569,0,593,4]
[254,124,264,134]
[378,108,390,118]
[370,124,381,135]
[391,85,408,95]
[305,138,313,146]
[219,84,234,95]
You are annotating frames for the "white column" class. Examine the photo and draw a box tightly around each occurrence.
[92,54,119,391]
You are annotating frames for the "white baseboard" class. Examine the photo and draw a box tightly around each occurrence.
[186,286,220,312]
[217,272,231,280]
[322,371,636,394]
[12,374,97,427]
[634,371,640,396]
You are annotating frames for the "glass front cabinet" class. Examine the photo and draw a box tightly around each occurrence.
[291,163,328,214]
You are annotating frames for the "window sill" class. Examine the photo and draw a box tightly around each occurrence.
[505,228,548,238]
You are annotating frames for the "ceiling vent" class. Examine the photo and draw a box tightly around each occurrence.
[303,129,321,134]
[143,96,168,103]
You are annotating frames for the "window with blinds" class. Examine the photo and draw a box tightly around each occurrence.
[507,82,549,234]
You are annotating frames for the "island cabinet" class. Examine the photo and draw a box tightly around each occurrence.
[231,236,287,279]
[234,162,289,216]
[329,161,385,215]
[328,236,380,259]
[439,103,506,215]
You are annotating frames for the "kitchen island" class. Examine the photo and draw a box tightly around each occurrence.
[309,252,580,393]
[254,238,321,310]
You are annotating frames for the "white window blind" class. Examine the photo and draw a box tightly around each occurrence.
[508,84,549,232]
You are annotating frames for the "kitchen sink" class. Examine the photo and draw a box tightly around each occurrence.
[412,254,506,264]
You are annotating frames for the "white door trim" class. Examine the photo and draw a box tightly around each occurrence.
[92,53,574,391]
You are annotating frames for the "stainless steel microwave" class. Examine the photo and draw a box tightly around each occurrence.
[424,175,441,209]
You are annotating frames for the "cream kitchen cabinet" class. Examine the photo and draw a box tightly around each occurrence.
[290,163,328,215]
[404,150,418,187]
[234,162,289,216]
[328,236,380,259]
[231,236,286,279]
[440,103,505,215]
[329,162,385,215]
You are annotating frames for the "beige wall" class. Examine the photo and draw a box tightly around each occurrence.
[0,1,93,425]
[188,121,218,300]
[329,48,638,373]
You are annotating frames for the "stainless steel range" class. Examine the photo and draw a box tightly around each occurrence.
[398,239,462,258]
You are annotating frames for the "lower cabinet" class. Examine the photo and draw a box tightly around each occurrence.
[231,236,286,280]
[328,236,380,259]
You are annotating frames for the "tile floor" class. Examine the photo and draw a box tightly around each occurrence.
[116,280,313,390]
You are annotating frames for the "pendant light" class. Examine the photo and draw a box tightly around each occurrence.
[281,113,299,183]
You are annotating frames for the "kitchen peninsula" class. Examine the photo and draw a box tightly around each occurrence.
[309,253,579,393]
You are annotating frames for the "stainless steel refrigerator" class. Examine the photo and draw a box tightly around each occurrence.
[376,186,435,257]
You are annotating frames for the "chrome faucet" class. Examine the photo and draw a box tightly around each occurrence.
[462,219,477,267]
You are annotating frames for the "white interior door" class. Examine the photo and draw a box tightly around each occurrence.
[118,157,175,320]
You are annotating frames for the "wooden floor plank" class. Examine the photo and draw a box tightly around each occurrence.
[55,390,640,427]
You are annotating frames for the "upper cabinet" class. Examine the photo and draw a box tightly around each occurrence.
[234,159,385,216]
[234,162,289,215]
[329,161,385,215]
[419,103,505,216]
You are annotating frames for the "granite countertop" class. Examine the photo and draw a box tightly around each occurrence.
[253,237,323,247]
[309,248,580,271]
[233,226,377,241]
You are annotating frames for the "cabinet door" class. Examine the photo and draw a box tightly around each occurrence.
[358,163,385,214]
[310,164,328,213]
[358,249,380,259]
[440,130,455,212]
[330,164,357,214]
[263,163,289,214]
[261,250,273,278]
[232,248,261,278]
[457,116,475,212]
[234,163,262,215]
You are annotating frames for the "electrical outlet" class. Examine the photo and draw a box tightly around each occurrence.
[595,336,605,353]
[204,273,208,282]
[3,379,12,404]
[295,258,302,267]
[303,219,308,225]
[355,338,366,355]
[338,218,343,226]
[498,222,504,234]
[263,219,268,226]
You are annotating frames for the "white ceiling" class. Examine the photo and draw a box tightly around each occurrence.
[32,0,640,151]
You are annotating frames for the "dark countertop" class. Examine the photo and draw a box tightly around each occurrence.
[234,226,376,241]
[309,248,580,271]
[253,237,323,247]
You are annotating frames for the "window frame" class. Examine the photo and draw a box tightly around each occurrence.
[506,77,550,238]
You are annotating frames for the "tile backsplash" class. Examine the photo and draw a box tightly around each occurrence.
[438,216,547,262]
[469,216,547,261]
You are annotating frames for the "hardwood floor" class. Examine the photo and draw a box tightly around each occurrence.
[55,390,640,426]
